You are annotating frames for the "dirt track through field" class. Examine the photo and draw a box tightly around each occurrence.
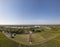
[2,31,60,46]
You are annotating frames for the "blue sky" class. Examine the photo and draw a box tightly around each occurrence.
[0,0,60,25]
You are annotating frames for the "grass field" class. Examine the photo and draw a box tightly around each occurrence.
[1,26,60,47]
[14,26,60,47]
[18,31,60,47]
[0,32,19,47]
[14,31,60,44]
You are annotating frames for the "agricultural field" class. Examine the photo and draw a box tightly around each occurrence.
[0,25,60,47]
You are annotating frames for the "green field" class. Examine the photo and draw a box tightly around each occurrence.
[18,32,60,47]
[0,32,19,47]
[1,26,60,47]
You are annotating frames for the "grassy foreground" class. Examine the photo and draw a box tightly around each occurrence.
[15,29,60,47]
[0,32,19,47]
[18,32,60,47]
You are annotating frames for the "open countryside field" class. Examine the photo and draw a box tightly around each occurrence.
[0,25,60,47]
[0,32,19,47]
[14,32,60,45]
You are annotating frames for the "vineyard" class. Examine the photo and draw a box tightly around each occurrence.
[0,25,60,47]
